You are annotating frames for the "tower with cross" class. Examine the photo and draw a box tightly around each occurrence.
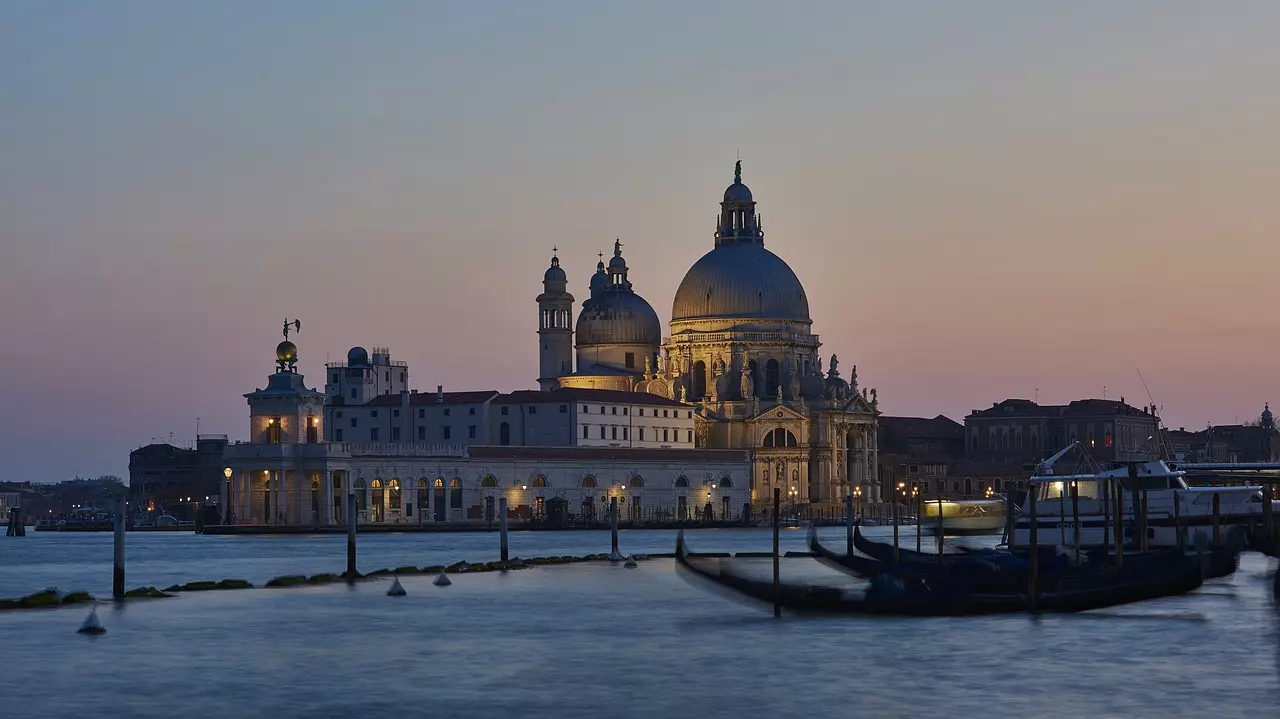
[537,247,575,391]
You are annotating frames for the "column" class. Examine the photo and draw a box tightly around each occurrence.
[273,470,283,524]
[322,471,335,527]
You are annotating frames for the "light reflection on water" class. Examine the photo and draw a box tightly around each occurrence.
[2,528,1279,718]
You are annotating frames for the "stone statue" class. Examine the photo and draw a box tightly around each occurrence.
[643,355,652,377]
[739,368,754,399]
[815,356,823,377]
[788,374,800,402]
[776,384,783,403]
[678,385,686,402]
[656,353,665,375]
[850,363,858,391]
[871,388,878,407]
[829,354,839,378]
[712,354,725,377]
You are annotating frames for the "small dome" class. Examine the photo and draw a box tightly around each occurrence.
[576,292,661,347]
[544,262,566,283]
[276,341,298,362]
[589,262,608,294]
[723,182,753,203]
[347,346,369,366]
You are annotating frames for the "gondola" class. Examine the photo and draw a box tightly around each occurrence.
[676,530,1206,616]
[850,524,1046,569]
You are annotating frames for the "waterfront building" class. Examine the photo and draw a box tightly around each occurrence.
[538,163,882,508]
[964,398,1161,465]
[222,339,749,526]
[128,436,229,520]
[1162,405,1280,463]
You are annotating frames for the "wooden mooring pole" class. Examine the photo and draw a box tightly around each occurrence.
[772,487,781,619]
[610,497,620,558]
[1113,481,1124,569]
[346,490,357,578]
[1003,488,1014,552]
[1071,481,1080,558]
[1027,487,1038,612]
[499,497,509,563]
[892,491,900,565]
[1139,489,1149,554]
[112,495,126,599]
[936,485,945,564]
[1174,490,1183,553]
[915,490,922,554]
[1101,478,1111,567]
[845,492,854,557]
[1212,492,1221,549]
[1263,484,1274,546]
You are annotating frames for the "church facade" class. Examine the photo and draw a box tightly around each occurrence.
[539,163,882,507]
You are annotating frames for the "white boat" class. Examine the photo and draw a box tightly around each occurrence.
[921,499,1007,535]
[1009,446,1279,549]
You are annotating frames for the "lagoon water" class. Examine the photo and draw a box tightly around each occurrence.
[2,527,1278,718]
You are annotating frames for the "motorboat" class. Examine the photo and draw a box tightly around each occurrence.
[921,498,1007,536]
[1009,447,1279,551]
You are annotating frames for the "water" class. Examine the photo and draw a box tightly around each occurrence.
[2,528,1279,718]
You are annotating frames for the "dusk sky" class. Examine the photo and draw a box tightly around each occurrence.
[4,2,1279,482]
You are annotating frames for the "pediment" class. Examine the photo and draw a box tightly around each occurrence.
[746,403,810,425]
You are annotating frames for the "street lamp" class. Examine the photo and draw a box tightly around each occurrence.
[853,485,863,520]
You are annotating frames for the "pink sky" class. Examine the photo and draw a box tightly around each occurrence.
[3,3,1278,480]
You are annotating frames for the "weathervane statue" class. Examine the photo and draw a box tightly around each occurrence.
[277,318,302,372]
[283,318,301,340]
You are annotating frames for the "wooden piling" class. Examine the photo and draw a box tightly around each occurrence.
[1003,487,1015,552]
[1101,478,1111,567]
[499,497,509,563]
[609,496,620,558]
[1027,486,1038,612]
[1071,481,1080,558]
[772,488,781,619]
[937,486,945,564]
[1173,490,1183,553]
[915,490,922,554]
[1263,483,1274,545]
[1139,489,1149,554]
[1113,481,1124,569]
[112,496,125,599]
[1212,492,1221,548]
[892,491,900,565]
[844,493,854,557]
[346,490,357,578]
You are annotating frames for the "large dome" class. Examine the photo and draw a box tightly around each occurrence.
[576,292,662,346]
[671,242,811,322]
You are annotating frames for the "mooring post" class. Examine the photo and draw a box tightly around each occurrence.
[1139,489,1149,553]
[772,487,781,619]
[113,496,125,600]
[1071,481,1081,559]
[1003,488,1014,552]
[845,492,854,557]
[499,497,509,563]
[1027,486,1038,611]
[936,486,945,564]
[346,490,357,578]
[1101,479,1111,567]
[609,496,620,557]
[892,491,900,566]
[1263,483,1274,546]
[1212,492,1221,549]
[915,490,922,554]
[1113,481,1124,569]
[1174,490,1183,552]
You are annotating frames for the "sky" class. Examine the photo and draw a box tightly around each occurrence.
[3,2,1279,482]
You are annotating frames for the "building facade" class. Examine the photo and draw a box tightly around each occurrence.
[538,162,881,508]
[223,341,750,526]
[128,435,229,520]
[964,398,1161,466]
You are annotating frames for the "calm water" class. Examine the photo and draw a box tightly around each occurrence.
[2,528,1279,718]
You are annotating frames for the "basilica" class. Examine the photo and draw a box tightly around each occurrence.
[538,162,882,506]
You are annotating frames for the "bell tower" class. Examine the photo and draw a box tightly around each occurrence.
[537,249,575,391]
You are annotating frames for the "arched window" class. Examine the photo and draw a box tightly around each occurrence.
[370,479,384,521]
[533,475,548,488]
[581,475,597,488]
[674,476,689,488]
[332,474,343,490]
[354,479,366,490]
[691,361,707,400]
[718,477,733,488]
[354,478,366,512]
[481,475,497,488]
[629,476,644,488]
[500,422,511,445]
[764,358,780,398]
[449,478,462,509]
[763,428,798,448]
[388,479,401,509]
[371,479,382,489]
[433,478,444,488]
[417,478,428,489]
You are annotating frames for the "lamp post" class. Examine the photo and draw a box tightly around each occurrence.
[223,467,233,525]
[897,481,905,526]
[853,485,863,521]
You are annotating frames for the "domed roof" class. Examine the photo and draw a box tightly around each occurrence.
[576,291,661,347]
[724,182,753,203]
[347,346,369,366]
[544,256,566,283]
[672,242,810,322]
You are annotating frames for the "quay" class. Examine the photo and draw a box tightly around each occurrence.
[201,518,756,535]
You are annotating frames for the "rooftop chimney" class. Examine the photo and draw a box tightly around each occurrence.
[437,385,444,404]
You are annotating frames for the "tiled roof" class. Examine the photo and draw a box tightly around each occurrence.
[968,398,1154,419]
[362,391,500,406]
[498,388,688,407]
[466,445,749,463]
[879,415,964,440]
